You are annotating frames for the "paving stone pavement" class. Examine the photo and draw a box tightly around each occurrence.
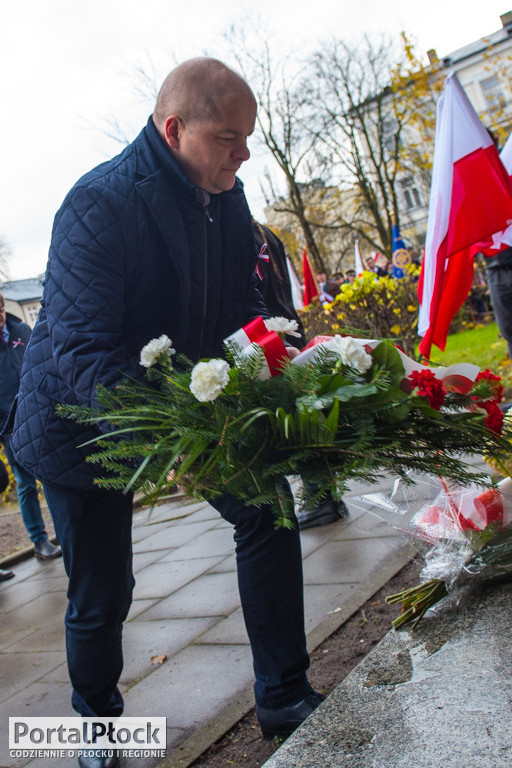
[0,474,443,768]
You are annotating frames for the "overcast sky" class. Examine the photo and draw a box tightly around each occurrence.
[1,1,510,280]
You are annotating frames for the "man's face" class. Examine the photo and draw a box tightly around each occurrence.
[169,91,257,194]
[0,305,6,333]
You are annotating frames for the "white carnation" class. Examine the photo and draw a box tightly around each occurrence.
[140,335,175,368]
[325,335,372,373]
[190,359,231,402]
[264,317,301,338]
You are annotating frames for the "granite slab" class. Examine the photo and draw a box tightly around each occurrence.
[263,583,512,768]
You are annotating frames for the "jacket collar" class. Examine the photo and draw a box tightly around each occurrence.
[143,116,197,200]
[139,115,245,201]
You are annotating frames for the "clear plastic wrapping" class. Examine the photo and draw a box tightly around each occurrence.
[361,474,512,628]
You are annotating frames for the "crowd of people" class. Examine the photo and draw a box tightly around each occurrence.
[314,250,497,339]
[314,246,424,305]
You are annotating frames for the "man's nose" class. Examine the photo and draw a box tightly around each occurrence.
[233,141,250,162]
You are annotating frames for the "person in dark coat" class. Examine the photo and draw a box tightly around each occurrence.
[483,245,512,359]
[10,59,322,768]
[0,294,61,580]
[252,221,306,348]
[252,222,349,528]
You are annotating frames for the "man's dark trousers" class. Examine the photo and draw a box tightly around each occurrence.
[211,491,311,709]
[43,484,134,716]
[44,483,310,715]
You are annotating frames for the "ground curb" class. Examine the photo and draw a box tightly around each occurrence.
[0,536,60,569]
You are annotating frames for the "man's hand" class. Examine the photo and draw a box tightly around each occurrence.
[287,347,301,359]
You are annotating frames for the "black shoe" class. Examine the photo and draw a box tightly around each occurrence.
[78,751,119,768]
[0,567,15,581]
[34,539,62,560]
[256,690,326,739]
[297,496,350,530]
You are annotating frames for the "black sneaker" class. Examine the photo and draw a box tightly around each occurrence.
[256,691,326,739]
[297,496,349,530]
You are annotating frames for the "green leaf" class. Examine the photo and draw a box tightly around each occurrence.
[375,386,412,422]
[239,408,272,432]
[332,381,378,402]
[296,381,378,411]
[325,397,340,433]
[316,373,348,394]
[371,341,405,386]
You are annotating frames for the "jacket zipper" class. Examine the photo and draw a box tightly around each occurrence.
[197,202,213,358]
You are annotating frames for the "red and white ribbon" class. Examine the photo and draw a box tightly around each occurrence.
[226,323,479,392]
[291,335,479,394]
[225,316,289,379]
[255,244,270,281]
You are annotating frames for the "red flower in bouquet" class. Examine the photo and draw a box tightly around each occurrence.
[468,370,504,434]
[475,369,504,404]
[482,401,504,435]
[409,369,446,410]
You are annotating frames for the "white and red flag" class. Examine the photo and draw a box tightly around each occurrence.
[500,129,512,175]
[286,256,304,310]
[466,130,512,262]
[302,248,319,306]
[418,72,512,358]
[354,239,364,275]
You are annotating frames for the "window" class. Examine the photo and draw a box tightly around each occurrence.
[25,302,41,326]
[400,177,422,210]
[382,116,399,153]
[480,75,506,111]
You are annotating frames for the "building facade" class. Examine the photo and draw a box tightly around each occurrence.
[0,277,43,327]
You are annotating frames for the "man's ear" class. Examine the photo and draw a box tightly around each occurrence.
[163,115,182,149]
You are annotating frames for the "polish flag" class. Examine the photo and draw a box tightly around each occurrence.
[286,256,304,310]
[418,73,512,358]
[473,130,512,256]
[501,130,512,175]
[302,248,319,306]
[354,239,364,275]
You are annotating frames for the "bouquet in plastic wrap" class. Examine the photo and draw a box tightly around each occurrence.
[385,475,512,629]
[58,316,512,528]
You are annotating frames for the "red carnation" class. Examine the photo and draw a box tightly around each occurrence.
[409,369,446,410]
[482,401,504,435]
[475,369,503,404]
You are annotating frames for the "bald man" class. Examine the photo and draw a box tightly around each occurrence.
[10,58,321,768]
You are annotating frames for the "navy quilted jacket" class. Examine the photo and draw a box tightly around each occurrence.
[11,117,267,491]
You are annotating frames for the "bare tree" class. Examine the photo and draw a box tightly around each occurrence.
[225,23,438,267]
[224,21,333,272]
[307,36,409,256]
[307,34,441,257]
